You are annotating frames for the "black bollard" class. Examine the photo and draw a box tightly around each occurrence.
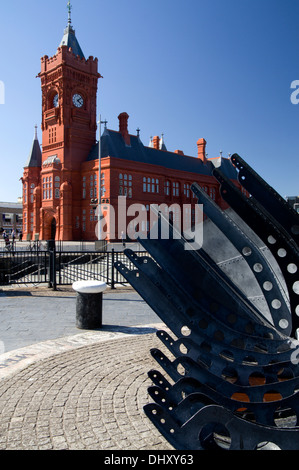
[72,281,107,330]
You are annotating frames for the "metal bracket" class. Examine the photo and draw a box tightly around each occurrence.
[114,154,299,450]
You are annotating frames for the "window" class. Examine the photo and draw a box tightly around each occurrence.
[164,180,170,196]
[30,184,35,203]
[90,175,93,197]
[172,182,179,197]
[94,175,97,198]
[55,176,60,198]
[120,174,123,195]
[101,172,105,197]
[49,127,56,144]
[151,178,155,193]
[210,187,216,200]
[24,183,27,203]
[119,173,132,198]
[42,177,52,200]
[89,174,97,199]
[184,183,190,198]
[128,175,132,198]
[143,176,159,194]
[82,176,86,199]
[82,210,86,232]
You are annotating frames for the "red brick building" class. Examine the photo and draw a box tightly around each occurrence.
[22,6,241,243]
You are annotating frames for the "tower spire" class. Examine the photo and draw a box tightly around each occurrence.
[58,1,85,59]
[25,126,42,168]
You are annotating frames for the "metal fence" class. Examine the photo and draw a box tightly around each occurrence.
[0,246,147,289]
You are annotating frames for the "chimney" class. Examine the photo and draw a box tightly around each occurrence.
[174,150,184,155]
[152,136,160,150]
[118,112,130,146]
[197,138,207,163]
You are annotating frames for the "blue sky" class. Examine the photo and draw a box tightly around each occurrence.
[0,0,298,202]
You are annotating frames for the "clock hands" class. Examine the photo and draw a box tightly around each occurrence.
[73,93,84,108]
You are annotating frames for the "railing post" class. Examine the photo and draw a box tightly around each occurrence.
[44,251,47,284]
[53,243,57,291]
[106,250,109,285]
[47,240,57,290]
[58,251,62,286]
[111,248,115,290]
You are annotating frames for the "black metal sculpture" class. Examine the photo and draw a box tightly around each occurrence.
[115,154,299,450]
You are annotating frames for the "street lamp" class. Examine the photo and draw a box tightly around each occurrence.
[96,114,107,243]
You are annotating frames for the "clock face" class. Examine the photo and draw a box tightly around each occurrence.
[53,94,59,108]
[73,93,84,108]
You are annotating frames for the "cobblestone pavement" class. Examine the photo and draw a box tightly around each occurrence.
[0,333,174,450]
[0,288,289,452]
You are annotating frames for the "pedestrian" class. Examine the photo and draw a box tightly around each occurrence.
[19,229,23,242]
[3,231,11,251]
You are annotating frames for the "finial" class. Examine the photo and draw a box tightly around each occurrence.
[67,1,72,25]
[34,125,38,140]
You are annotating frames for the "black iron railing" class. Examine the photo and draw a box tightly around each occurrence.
[0,245,149,289]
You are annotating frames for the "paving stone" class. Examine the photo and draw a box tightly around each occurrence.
[0,334,173,450]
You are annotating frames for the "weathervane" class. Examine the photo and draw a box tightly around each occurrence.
[67,1,72,25]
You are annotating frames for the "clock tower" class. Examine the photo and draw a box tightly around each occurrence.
[23,3,101,241]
